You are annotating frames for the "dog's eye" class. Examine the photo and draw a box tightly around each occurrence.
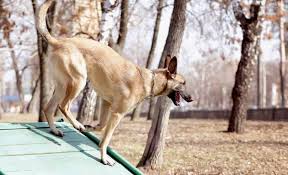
[183,81,186,85]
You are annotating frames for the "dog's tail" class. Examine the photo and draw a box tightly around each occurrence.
[36,0,58,46]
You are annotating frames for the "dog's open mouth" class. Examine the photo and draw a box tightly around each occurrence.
[168,90,193,106]
[168,91,181,106]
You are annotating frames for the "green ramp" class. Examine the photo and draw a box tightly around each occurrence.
[0,122,143,175]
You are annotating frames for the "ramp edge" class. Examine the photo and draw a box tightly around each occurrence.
[83,132,143,175]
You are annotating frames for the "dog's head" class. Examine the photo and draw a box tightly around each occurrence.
[162,55,193,106]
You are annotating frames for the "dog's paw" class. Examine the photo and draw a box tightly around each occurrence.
[73,122,86,132]
[50,129,64,137]
[101,157,115,166]
[78,124,85,132]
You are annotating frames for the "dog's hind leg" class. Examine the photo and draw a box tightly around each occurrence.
[93,99,111,132]
[44,84,66,137]
[59,80,86,132]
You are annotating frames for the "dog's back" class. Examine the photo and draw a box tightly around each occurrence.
[64,37,147,103]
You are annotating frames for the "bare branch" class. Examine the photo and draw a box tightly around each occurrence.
[232,1,248,25]
[186,10,204,35]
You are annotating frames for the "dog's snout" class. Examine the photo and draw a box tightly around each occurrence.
[185,95,193,102]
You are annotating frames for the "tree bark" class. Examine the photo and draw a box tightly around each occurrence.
[99,0,120,44]
[147,98,157,120]
[75,0,102,124]
[132,0,164,120]
[6,38,25,113]
[32,0,57,121]
[77,0,120,124]
[278,0,286,107]
[130,103,142,121]
[227,1,265,133]
[145,0,164,69]
[262,64,266,107]
[0,1,25,113]
[116,0,129,51]
[77,81,97,124]
[94,96,102,121]
[27,76,40,113]
[256,38,262,108]
[137,0,187,170]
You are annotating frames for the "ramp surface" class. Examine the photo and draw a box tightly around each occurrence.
[0,122,141,175]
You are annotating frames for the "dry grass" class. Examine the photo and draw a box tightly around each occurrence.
[108,118,288,175]
[1,114,288,175]
[0,113,39,122]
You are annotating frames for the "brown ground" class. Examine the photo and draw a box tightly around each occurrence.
[1,114,288,175]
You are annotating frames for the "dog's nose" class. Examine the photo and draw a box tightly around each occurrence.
[185,95,193,102]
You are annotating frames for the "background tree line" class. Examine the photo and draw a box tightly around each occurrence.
[1,0,288,172]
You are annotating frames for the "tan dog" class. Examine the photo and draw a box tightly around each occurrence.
[37,0,193,165]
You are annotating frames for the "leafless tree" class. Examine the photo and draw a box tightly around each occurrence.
[278,0,286,107]
[137,0,188,170]
[77,81,98,124]
[76,0,102,124]
[227,0,266,133]
[26,76,40,113]
[31,0,57,121]
[77,0,121,124]
[131,0,164,121]
[115,0,129,51]
[94,96,102,120]
[0,1,26,113]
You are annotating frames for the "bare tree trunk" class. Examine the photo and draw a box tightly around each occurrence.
[0,1,25,113]
[145,0,164,69]
[132,0,164,120]
[6,38,25,113]
[228,1,265,133]
[256,38,262,108]
[78,83,98,125]
[278,0,286,107]
[137,0,187,170]
[32,0,57,121]
[262,64,266,107]
[99,0,120,44]
[27,76,40,113]
[147,98,157,120]
[77,81,97,124]
[77,0,120,124]
[94,96,102,120]
[75,0,101,124]
[116,0,129,51]
[130,103,142,121]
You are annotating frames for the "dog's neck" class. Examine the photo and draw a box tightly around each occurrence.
[145,69,168,98]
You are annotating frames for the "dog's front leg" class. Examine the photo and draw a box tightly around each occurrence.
[99,112,123,166]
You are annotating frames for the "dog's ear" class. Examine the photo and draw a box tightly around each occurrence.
[164,55,172,68]
[167,56,177,75]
